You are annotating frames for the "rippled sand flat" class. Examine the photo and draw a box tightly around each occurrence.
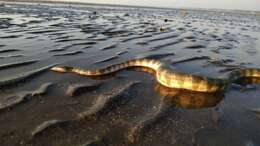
[0,2,260,146]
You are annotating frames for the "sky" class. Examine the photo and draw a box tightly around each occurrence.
[54,0,260,11]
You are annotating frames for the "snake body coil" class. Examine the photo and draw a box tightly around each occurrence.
[50,59,260,92]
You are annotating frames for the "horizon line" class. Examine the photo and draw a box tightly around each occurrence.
[1,0,260,13]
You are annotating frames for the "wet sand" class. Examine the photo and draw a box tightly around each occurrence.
[0,1,260,146]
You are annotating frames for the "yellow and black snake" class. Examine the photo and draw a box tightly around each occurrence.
[50,59,260,92]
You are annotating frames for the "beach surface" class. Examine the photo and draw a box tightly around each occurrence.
[0,2,260,146]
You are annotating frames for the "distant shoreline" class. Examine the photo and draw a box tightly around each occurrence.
[1,0,260,15]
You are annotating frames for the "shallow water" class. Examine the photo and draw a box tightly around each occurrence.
[0,2,260,146]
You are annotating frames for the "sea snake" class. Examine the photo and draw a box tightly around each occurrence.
[50,58,260,93]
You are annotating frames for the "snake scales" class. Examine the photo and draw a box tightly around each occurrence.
[50,59,260,92]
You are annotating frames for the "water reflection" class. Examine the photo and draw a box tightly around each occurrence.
[155,83,225,109]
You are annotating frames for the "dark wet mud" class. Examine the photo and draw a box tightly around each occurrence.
[0,2,260,146]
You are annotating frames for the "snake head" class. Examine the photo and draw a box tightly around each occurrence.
[50,66,73,73]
